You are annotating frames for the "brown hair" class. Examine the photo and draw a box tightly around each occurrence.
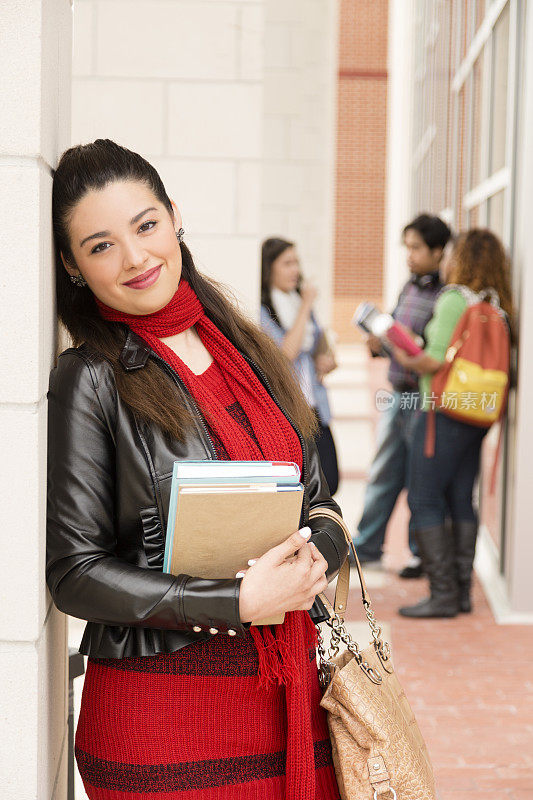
[447,228,515,332]
[52,140,317,442]
[260,237,296,325]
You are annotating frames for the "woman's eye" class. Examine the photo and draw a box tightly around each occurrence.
[91,242,110,254]
[139,220,157,233]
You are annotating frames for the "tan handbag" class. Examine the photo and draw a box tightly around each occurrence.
[310,508,437,800]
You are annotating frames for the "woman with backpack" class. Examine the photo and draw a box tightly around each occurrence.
[391,229,513,618]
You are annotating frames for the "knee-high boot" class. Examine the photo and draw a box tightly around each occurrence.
[452,520,478,613]
[398,524,459,618]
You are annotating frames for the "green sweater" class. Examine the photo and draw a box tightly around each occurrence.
[420,289,468,409]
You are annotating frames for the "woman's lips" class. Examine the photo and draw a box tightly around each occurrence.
[123,265,162,289]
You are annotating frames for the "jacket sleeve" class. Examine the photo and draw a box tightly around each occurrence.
[46,352,248,636]
[305,436,349,581]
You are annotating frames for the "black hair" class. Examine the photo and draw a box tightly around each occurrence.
[260,237,295,327]
[53,138,173,271]
[402,213,452,251]
[51,139,318,440]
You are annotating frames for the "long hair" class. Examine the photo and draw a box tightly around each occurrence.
[260,237,295,327]
[447,229,515,334]
[52,140,317,441]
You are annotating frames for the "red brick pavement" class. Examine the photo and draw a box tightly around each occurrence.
[341,352,533,799]
[348,565,533,798]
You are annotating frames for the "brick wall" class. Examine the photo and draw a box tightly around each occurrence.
[333,0,389,341]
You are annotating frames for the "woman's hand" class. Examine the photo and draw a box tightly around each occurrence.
[315,352,337,382]
[300,282,319,307]
[365,334,383,356]
[280,282,318,360]
[391,345,442,375]
[237,527,328,623]
[391,345,415,368]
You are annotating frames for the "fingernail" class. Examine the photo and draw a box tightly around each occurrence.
[299,526,312,539]
[247,559,257,566]
[235,571,245,578]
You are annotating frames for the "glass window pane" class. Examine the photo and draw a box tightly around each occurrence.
[488,189,505,238]
[468,204,481,227]
[470,51,486,190]
[445,1,459,209]
[465,0,476,51]
[480,423,505,556]
[432,1,451,212]
[475,0,486,31]
[490,2,510,173]
[457,82,470,229]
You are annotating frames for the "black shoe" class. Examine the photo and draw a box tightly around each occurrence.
[398,563,424,579]
[399,596,458,618]
[398,524,459,618]
[452,520,478,613]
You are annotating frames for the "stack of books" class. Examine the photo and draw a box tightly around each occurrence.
[353,301,423,356]
[163,460,304,625]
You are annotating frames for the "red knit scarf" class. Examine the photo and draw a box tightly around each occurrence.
[95,279,319,800]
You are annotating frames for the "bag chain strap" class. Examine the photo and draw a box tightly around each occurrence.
[309,508,393,686]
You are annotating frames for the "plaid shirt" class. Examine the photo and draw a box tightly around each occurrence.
[388,271,443,391]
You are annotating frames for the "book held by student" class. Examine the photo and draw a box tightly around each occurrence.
[163,460,304,625]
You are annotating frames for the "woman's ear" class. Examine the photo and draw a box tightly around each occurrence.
[60,251,77,277]
[170,200,183,232]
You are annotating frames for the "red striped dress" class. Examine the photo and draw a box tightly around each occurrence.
[75,360,339,799]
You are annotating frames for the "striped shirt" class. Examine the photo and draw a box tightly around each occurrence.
[388,271,443,391]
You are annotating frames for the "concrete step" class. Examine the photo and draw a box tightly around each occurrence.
[323,364,368,388]
[334,476,366,532]
[329,385,374,418]
[334,344,369,366]
[330,417,374,474]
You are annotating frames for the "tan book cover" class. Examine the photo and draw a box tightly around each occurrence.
[167,485,304,626]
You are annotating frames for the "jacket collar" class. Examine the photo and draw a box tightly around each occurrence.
[119,329,151,371]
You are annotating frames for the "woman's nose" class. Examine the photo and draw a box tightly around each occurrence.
[122,238,148,270]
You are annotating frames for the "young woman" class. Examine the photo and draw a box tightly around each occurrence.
[46,139,348,799]
[260,238,339,495]
[392,229,513,618]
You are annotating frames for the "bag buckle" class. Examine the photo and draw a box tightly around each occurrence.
[368,754,396,799]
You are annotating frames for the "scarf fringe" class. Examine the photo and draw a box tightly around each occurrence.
[251,612,317,690]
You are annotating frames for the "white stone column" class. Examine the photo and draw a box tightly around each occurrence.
[261,0,339,326]
[383,0,415,311]
[72,0,265,316]
[0,1,72,798]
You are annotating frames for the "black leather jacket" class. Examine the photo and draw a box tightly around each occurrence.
[46,329,348,658]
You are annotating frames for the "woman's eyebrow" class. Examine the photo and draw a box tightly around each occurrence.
[79,207,158,248]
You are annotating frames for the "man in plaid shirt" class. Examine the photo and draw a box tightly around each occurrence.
[354,214,452,577]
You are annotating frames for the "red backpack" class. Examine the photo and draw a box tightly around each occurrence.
[425,287,510,487]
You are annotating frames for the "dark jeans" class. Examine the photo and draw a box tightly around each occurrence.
[314,412,339,496]
[408,411,487,529]
[354,392,419,560]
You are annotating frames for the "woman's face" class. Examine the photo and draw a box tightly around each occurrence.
[270,246,301,293]
[63,179,183,315]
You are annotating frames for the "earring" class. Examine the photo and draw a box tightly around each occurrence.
[70,273,88,287]
[176,228,185,243]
